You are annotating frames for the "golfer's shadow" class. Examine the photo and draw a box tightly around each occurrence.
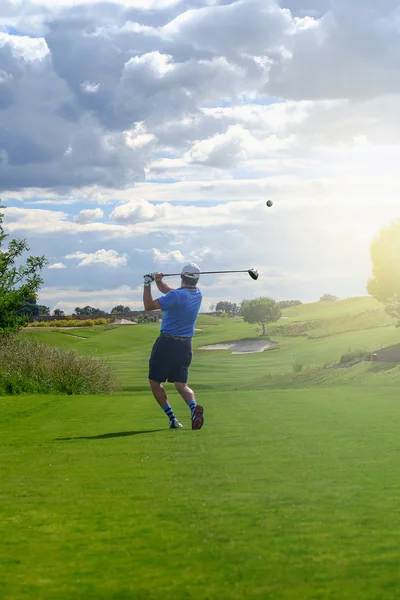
[57,429,165,441]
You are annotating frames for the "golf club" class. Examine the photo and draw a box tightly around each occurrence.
[160,269,259,280]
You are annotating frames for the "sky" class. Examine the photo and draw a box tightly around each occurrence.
[1,0,400,313]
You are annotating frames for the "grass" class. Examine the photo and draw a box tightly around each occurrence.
[16,307,400,393]
[3,390,400,599]
[2,297,400,598]
[273,296,395,339]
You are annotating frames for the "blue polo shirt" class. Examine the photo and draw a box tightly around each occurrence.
[157,287,202,338]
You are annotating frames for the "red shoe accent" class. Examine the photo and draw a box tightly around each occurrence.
[192,405,204,430]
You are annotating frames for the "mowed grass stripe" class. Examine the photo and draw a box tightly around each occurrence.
[2,390,400,599]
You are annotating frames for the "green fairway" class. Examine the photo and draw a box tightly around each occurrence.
[3,299,400,598]
[3,390,400,599]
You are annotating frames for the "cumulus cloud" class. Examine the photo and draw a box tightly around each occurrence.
[27,0,182,7]
[163,0,293,58]
[1,0,400,193]
[48,262,66,269]
[0,32,49,61]
[73,208,104,224]
[186,124,297,168]
[65,249,128,267]
[110,198,157,223]
[152,248,185,262]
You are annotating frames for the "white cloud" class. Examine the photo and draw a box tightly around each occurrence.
[9,0,182,7]
[48,262,66,269]
[162,0,293,57]
[0,32,49,61]
[80,82,100,94]
[152,248,185,263]
[65,249,128,267]
[73,208,104,224]
[110,198,157,223]
[125,122,155,150]
[185,124,297,168]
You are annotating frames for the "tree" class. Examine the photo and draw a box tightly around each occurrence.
[240,297,282,335]
[111,305,131,314]
[367,220,400,325]
[277,300,303,309]
[320,294,338,302]
[137,313,158,324]
[19,299,40,317]
[215,301,239,316]
[36,305,50,316]
[53,308,65,317]
[75,306,106,316]
[0,205,48,334]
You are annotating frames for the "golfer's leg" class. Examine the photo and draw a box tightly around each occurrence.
[174,342,196,411]
[149,380,177,424]
[174,382,196,405]
[176,382,204,430]
[150,380,168,407]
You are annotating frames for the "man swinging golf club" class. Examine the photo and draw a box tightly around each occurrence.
[143,263,204,430]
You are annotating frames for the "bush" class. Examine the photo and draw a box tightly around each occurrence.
[270,320,321,337]
[29,318,107,328]
[339,349,363,366]
[292,360,304,373]
[0,335,118,395]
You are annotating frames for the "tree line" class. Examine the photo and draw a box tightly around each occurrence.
[16,303,137,319]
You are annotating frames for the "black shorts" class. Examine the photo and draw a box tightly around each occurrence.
[148,334,193,383]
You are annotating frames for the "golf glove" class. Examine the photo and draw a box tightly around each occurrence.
[143,273,155,287]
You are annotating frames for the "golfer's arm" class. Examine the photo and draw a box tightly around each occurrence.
[156,280,174,294]
[143,286,161,311]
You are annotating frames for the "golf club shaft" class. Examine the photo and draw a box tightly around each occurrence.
[162,269,252,277]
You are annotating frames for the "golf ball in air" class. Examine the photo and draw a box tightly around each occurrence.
[266,200,273,207]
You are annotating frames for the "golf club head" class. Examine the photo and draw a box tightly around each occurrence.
[248,269,259,280]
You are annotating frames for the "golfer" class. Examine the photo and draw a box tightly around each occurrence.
[143,263,204,430]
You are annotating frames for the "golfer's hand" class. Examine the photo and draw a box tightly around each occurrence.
[155,272,164,282]
[143,273,155,287]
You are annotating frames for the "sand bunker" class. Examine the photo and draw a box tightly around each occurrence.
[112,319,137,325]
[199,340,278,354]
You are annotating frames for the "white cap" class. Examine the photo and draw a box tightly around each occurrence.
[181,262,201,280]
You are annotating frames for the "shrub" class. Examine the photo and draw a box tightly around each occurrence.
[292,360,304,373]
[0,335,118,395]
[270,320,321,337]
[339,349,363,366]
[28,318,106,328]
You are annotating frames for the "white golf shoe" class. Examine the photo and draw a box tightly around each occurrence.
[169,419,183,429]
